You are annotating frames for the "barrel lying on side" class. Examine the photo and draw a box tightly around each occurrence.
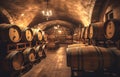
[23,47,36,65]
[88,22,105,41]
[1,51,24,71]
[34,45,43,59]
[32,28,43,42]
[104,19,120,41]
[20,27,33,42]
[0,24,21,43]
[66,46,116,72]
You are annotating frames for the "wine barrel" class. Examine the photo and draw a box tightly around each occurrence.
[84,27,89,39]
[66,46,115,72]
[108,48,120,69]
[104,19,120,41]
[23,47,36,64]
[80,27,85,40]
[88,22,105,41]
[0,24,21,43]
[32,28,43,41]
[68,44,86,48]
[2,51,24,71]
[21,27,33,42]
[34,45,43,59]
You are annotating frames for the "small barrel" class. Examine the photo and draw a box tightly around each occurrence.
[34,45,43,59]
[80,27,85,40]
[23,47,36,64]
[83,27,89,39]
[32,28,43,42]
[88,22,105,41]
[104,19,120,41]
[20,27,33,42]
[2,51,24,71]
[66,46,116,72]
[0,24,21,43]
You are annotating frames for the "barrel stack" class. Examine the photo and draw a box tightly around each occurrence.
[0,24,47,77]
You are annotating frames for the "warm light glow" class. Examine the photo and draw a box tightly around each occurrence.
[21,13,25,17]
[54,26,58,29]
[42,9,53,20]
[58,30,62,34]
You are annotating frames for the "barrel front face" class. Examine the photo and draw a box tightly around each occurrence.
[25,29,33,42]
[6,51,24,71]
[23,48,36,63]
[38,30,43,41]
[12,51,24,70]
[105,21,115,39]
[0,24,21,43]
[34,45,42,58]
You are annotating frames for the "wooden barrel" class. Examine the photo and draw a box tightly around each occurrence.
[32,28,43,41]
[21,27,33,42]
[23,47,36,64]
[80,27,85,40]
[66,46,115,72]
[2,51,24,71]
[0,24,21,43]
[108,48,120,69]
[88,22,105,41]
[34,45,43,59]
[68,44,86,48]
[104,19,120,41]
[84,27,89,39]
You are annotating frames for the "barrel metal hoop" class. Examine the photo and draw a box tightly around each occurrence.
[94,46,104,71]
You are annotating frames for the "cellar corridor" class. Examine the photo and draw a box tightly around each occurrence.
[21,45,71,77]
[20,44,119,77]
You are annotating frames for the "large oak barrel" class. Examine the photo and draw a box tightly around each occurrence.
[88,22,105,41]
[0,24,21,43]
[66,46,115,72]
[20,27,33,42]
[32,28,43,42]
[104,19,120,41]
[68,44,86,48]
[34,45,43,59]
[2,51,24,71]
[23,47,36,64]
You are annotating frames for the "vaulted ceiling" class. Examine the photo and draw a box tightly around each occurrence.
[0,0,108,30]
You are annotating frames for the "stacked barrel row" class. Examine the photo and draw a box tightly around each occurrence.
[80,19,120,48]
[0,24,47,77]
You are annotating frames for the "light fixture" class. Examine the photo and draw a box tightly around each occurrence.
[42,0,52,20]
